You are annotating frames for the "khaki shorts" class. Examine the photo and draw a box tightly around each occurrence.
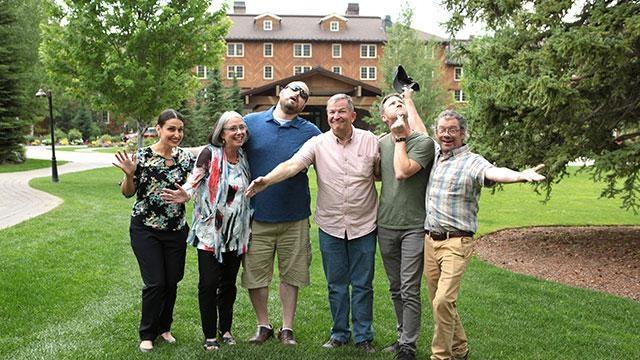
[241,218,311,289]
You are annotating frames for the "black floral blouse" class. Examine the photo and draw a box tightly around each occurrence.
[131,147,195,231]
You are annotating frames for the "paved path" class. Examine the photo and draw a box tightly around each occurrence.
[0,147,114,230]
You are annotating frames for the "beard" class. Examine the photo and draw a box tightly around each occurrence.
[280,98,301,115]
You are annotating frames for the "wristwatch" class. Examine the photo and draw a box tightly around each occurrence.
[394,136,407,143]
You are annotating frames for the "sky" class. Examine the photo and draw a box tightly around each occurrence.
[220,0,485,39]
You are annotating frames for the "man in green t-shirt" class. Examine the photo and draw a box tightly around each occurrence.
[377,90,434,360]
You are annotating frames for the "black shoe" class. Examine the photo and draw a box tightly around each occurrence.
[248,325,274,344]
[383,341,400,353]
[322,338,346,348]
[394,346,416,360]
[278,328,297,345]
[453,350,469,360]
[356,340,376,353]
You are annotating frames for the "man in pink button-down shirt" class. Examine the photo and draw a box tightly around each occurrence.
[246,93,379,353]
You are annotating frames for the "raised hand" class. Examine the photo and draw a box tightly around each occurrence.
[520,164,546,182]
[113,151,136,177]
[390,114,407,136]
[160,184,190,204]
[245,176,269,198]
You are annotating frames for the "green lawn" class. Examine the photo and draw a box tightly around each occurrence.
[0,167,638,359]
[0,158,68,173]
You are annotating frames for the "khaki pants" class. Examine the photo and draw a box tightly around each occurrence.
[424,234,473,360]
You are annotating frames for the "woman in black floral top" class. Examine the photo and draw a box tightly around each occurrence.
[113,109,194,352]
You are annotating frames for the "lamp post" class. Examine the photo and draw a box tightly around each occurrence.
[35,89,59,183]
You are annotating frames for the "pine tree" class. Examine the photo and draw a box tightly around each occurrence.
[0,0,27,163]
[183,68,230,147]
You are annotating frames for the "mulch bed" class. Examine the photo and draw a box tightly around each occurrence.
[474,225,640,301]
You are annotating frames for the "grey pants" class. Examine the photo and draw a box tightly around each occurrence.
[378,227,425,352]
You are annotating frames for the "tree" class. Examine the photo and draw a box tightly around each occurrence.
[365,2,446,133]
[443,0,640,211]
[0,0,28,163]
[40,0,230,148]
[183,68,229,147]
[227,75,243,114]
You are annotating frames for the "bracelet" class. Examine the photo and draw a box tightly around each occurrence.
[394,137,407,143]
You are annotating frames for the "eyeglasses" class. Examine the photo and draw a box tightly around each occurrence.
[436,127,462,135]
[223,124,247,133]
[286,84,309,101]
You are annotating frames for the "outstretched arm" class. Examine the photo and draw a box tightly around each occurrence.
[485,164,546,184]
[403,88,428,134]
[245,159,306,198]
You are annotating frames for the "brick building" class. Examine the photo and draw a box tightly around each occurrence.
[199,2,465,129]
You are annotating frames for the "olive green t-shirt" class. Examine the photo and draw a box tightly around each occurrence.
[378,131,435,229]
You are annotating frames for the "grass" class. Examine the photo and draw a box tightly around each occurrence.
[0,158,68,173]
[0,167,638,359]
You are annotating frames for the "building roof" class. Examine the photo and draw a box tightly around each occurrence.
[227,14,387,42]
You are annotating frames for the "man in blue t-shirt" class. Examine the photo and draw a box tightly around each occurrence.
[241,81,321,346]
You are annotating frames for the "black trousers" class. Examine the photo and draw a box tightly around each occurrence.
[130,217,188,341]
[197,249,242,338]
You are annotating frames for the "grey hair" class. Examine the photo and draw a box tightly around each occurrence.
[379,93,403,115]
[209,111,248,147]
[435,109,467,129]
[327,93,354,111]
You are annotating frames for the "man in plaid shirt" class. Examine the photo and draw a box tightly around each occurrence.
[423,109,545,360]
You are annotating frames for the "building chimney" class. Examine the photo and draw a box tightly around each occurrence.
[346,3,359,16]
[233,1,246,14]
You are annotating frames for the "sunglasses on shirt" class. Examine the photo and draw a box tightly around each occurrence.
[285,84,309,101]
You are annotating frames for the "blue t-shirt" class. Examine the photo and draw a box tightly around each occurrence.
[244,107,321,222]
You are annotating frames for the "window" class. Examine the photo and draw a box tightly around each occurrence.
[359,66,376,80]
[330,21,339,31]
[454,89,468,102]
[263,43,273,57]
[454,67,463,81]
[263,20,272,31]
[196,65,207,79]
[293,66,312,75]
[360,44,376,58]
[263,65,273,80]
[332,43,341,58]
[227,43,244,57]
[227,65,244,79]
[293,43,312,58]
[332,66,342,75]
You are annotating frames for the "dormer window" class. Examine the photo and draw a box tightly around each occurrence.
[264,20,272,31]
[330,21,339,31]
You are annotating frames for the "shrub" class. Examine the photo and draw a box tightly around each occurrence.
[67,128,83,142]
[54,129,67,143]
[59,138,69,145]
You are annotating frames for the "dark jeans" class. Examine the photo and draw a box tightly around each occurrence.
[198,249,243,338]
[130,217,188,341]
[318,229,376,344]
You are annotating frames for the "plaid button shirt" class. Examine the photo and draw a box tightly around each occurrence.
[424,145,495,233]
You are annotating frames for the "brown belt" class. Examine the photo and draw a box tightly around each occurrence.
[428,231,474,241]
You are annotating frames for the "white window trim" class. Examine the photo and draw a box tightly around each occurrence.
[293,43,312,58]
[332,43,342,58]
[263,65,274,80]
[196,65,207,79]
[227,43,244,57]
[263,43,273,57]
[227,65,244,80]
[263,20,272,31]
[454,89,467,102]
[330,21,339,31]
[293,65,312,75]
[360,44,377,59]
[359,66,376,80]
[332,66,342,75]
[454,67,463,81]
